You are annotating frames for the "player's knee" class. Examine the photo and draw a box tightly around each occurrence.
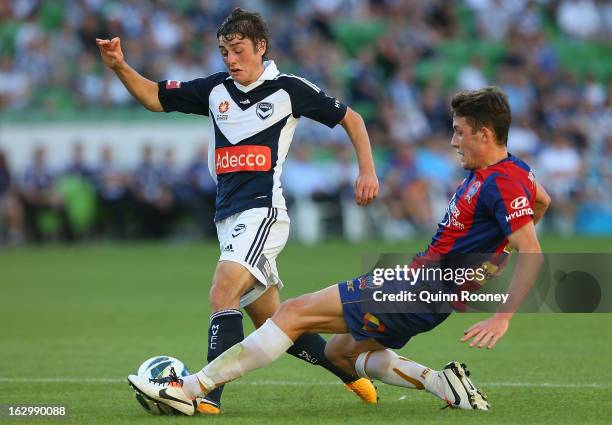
[276,297,302,319]
[209,274,242,311]
[275,296,310,324]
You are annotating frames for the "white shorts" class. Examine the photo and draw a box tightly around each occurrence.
[216,207,290,307]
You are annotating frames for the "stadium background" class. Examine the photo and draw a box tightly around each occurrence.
[0,1,611,424]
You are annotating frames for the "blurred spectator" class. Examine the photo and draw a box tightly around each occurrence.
[508,114,541,157]
[537,132,583,234]
[95,145,130,239]
[420,79,449,134]
[469,0,515,40]
[557,0,602,39]
[183,145,217,238]
[131,144,173,238]
[19,147,74,243]
[457,56,488,91]
[0,150,25,245]
[0,55,31,110]
[283,143,343,240]
[381,144,431,233]
[283,144,328,200]
[64,142,94,181]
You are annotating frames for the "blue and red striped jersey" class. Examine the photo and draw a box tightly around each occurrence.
[426,154,536,256]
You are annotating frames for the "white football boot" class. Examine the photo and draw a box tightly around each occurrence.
[127,367,197,416]
[438,361,490,410]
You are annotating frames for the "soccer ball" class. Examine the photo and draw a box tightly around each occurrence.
[132,355,191,415]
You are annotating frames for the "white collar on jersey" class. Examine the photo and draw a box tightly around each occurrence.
[230,60,279,93]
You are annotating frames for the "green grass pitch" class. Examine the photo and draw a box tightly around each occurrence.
[1,237,611,424]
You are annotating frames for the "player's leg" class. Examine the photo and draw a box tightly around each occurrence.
[200,207,285,412]
[323,277,489,410]
[322,329,489,410]
[199,260,256,412]
[217,206,373,401]
[354,346,489,409]
[246,285,355,380]
[242,284,279,328]
[181,284,347,399]
[325,334,444,394]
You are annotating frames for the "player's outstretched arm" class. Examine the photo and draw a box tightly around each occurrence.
[95,37,163,112]
[340,107,379,206]
[461,221,543,349]
[533,181,551,225]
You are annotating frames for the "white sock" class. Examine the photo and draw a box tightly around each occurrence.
[355,350,445,399]
[183,319,293,398]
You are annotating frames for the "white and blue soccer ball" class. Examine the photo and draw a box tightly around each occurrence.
[133,355,191,415]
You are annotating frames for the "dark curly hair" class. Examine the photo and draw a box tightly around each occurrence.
[217,8,269,60]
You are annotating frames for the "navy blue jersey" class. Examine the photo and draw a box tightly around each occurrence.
[157,61,347,221]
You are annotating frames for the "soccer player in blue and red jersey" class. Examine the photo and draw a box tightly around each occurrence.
[129,87,551,415]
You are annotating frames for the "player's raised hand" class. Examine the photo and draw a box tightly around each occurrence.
[354,171,379,206]
[461,314,510,349]
[96,37,125,70]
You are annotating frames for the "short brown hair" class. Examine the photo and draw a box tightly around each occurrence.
[450,86,511,145]
[217,8,269,60]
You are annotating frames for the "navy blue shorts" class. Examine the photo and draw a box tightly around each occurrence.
[338,274,452,349]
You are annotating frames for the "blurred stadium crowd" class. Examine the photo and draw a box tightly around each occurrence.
[1,0,611,245]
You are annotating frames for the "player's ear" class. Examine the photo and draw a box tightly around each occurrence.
[255,38,266,56]
[481,126,494,145]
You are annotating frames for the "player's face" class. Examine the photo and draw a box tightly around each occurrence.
[451,116,486,170]
[218,35,266,86]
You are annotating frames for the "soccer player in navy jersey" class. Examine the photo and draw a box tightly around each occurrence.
[97,8,379,413]
[128,86,552,415]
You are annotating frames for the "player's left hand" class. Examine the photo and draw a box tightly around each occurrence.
[354,171,379,206]
[461,314,510,349]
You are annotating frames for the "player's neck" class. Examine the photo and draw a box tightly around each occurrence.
[479,148,508,169]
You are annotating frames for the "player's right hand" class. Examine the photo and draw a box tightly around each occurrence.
[354,171,379,206]
[96,37,125,69]
[461,314,510,349]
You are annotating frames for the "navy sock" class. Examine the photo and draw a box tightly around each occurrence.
[204,309,244,406]
[287,333,356,383]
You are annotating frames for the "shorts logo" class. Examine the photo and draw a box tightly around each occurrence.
[256,102,274,120]
[166,80,181,89]
[222,243,234,252]
[362,313,386,333]
[510,196,529,210]
[218,100,230,113]
[358,275,379,289]
[232,224,246,238]
[215,145,272,175]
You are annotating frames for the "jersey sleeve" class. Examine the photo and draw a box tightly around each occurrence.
[283,75,347,127]
[157,72,227,116]
[480,175,534,236]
